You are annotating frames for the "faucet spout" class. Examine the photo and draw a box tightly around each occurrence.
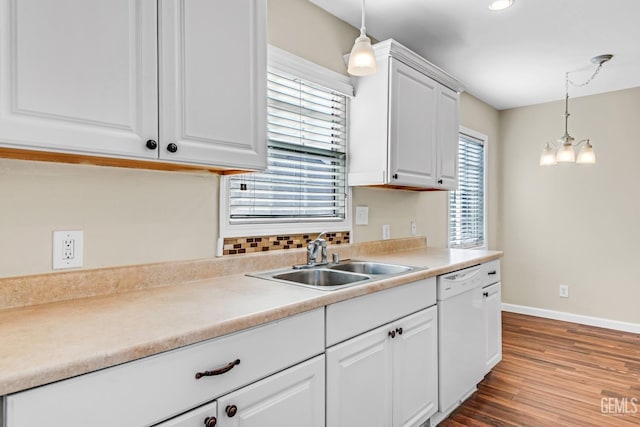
[306,231,328,266]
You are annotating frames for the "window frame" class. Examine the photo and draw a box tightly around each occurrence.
[219,46,354,239]
[448,126,488,249]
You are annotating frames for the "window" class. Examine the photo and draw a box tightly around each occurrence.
[221,47,353,237]
[448,129,486,248]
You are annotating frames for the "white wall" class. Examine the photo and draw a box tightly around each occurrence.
[500,87,640,323]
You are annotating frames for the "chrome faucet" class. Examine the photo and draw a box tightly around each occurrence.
[306,231,327,266]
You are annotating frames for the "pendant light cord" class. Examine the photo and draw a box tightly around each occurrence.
[360,0,367,36]
[567,62,605,88]
[563,60,606,138]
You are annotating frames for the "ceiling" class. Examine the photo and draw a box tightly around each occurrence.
[309,0,640,110]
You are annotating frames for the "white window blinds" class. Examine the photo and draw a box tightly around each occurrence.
[228,70,347,222]
[449,132,485,248]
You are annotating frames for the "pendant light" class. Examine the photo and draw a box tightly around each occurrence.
[347,0,376,76]
[488,0,514,11]
[539,54,612,166]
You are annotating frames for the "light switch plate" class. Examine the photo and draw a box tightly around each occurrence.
[355,206,369,225]
[53,230,83,270]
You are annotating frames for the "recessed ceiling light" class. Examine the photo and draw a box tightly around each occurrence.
[489,0,514,11]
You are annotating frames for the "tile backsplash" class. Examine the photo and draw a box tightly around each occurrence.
[223,231,350,256]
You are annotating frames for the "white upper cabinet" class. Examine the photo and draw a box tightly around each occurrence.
[389,59,438,188]
[348,39,463,190]
[0,0,266,171]
[159,0,266,170]
[0,0,158,159]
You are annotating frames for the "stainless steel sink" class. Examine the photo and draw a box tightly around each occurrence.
[329,261,413,275]
[272,269,370,287]
[248,259,423,291]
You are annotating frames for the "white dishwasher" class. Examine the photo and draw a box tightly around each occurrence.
[435,264,486,419]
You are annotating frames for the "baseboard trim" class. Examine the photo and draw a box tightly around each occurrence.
[502,303,640,334]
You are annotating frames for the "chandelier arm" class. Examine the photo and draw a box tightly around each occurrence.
[574,139,590,148]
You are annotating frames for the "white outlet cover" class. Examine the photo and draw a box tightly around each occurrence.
[53,230,83,270]
[382,224,391,240]
[355,206,369,225]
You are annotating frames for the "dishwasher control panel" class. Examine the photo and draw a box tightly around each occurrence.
[437,265,484,300]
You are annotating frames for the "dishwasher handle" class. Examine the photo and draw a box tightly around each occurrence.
[441,266,482,282]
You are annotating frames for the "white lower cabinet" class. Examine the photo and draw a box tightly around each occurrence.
[158,355,325,427]
[482,282,502,373]
[327,306,438,427]
[393,307,439,427]
[326,321,394,427]
[4,309,323,427]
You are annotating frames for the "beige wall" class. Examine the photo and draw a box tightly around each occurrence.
[2,0,500,278]
[0,159,218,277]
[268,0,502,249]
[500,87,640,323]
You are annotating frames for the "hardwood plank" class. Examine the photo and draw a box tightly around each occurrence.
[438,312,640,426]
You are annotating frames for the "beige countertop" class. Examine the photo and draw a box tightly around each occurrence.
[0,244,501,396]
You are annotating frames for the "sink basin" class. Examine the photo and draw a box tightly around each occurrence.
[272,269,370,287]
[248,259,424,291]
[329,261,414,275]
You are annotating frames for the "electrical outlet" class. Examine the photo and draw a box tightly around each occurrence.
[382,224,391,240]
[53,230,83,270]
[410,221,417,236]
[559,284,569,298]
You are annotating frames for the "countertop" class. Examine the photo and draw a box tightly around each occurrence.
[0,245,501,396]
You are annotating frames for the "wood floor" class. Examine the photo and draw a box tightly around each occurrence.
[439,312,640,426]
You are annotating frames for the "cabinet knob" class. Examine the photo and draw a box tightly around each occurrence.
[392,173,398,180]
[145,139,158,150]
[483,291,489,298]
[437,179,443,184]
[204,416,217,427]
[396,327,403,335]
[167,143,178,153]
[388,330,396,339]
[226,405,238,418]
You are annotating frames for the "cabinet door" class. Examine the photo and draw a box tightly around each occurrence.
[435,85,459,190]
[483,282,502,373]
[217,356,324,427]
[392,306,438,427]
[159,0,266,170]
[388,58,438,188]
[326,324,393,427]
[0,0,158,159]
[155,401,218,427]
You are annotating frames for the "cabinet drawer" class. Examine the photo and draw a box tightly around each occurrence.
[5,308,324,427]
[326,278,436,347]
[483,259,501,286]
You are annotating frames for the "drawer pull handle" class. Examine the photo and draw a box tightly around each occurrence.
[396,327,403,335]
[204,416,217,427]
[195,359,241,379]
[488,270,497,275]
[226,405,238,418]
